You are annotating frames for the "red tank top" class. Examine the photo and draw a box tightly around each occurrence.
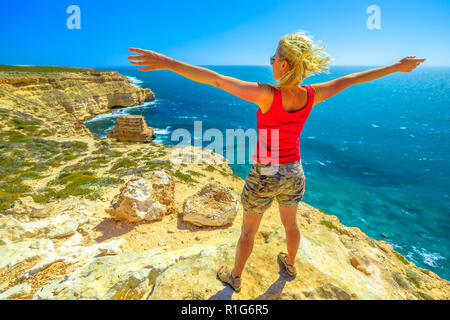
[252,85,315,164]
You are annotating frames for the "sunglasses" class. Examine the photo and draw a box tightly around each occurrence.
[270,55,279,65]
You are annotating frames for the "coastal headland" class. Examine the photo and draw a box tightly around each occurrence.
[0,66,448,300]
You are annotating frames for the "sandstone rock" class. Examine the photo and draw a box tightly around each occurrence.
[348,252,372,276]
[106,115,156,143]
[105,177,167,222]
[0,71,155,138]
[22,238,126,280]
[4,196,52,218]
[33,245,192,300]
[143,170,176,215]
[0,284,32,300]
[18,211,450,300]
[48,220,79,238]
[0,213,91,241]
[182,182,238,227]
[0,239,55,271]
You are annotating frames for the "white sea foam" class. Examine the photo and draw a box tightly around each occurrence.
[84,111,121,122]
[84,101,157,123]
[412,246,446,268]
[177,116,198,119]
[399,126,407,129]
[126,76,144,87]
[400,208,412,216]
[154,126,172,135]
[307,136,316,139]
[371,124,380,128]
[315,160,326,166]
[358,217,368,224]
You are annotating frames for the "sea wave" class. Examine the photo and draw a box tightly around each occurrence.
[84,111,122,122]
[83,100,157,123]
[411,246,446,268]
[177,116,198,119]
[154,126,172,135]
[315,160,327,166]
[126,76,144,87]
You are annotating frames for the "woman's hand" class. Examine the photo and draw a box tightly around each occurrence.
[128,48,172,71]
[394,56,426,72]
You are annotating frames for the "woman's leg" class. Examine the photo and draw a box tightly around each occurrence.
[232,210,264,278]
[278,205,300,268]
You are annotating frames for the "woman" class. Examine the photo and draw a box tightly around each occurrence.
[128,31,426,293]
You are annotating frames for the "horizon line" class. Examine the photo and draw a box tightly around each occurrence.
[2,64,449,69]
[99,64,450,68]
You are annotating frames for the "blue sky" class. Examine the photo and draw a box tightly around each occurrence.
[1,0,449,67]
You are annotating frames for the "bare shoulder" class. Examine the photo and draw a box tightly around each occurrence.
[257,84,276,112]
[310,82,331,107]
[310,79,348,106]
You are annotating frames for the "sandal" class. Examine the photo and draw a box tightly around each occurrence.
[217,265,241,292]
[278,252,297,277]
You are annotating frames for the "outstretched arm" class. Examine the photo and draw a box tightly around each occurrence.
[311,56,427,106]
[128,48,271,108]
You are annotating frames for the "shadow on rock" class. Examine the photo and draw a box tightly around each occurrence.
[255,259,297,300]
[175,213,233,233]
[208,286,234,300]
[93,218,156,242]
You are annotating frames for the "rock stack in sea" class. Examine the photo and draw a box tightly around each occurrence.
[0,67,449,301]
[106,115,156,143]
[0,70,155,138]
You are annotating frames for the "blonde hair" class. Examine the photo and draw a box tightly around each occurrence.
[273,30,332,89]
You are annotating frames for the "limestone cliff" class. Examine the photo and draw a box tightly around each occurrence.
[0,70,154,137]
[0,69,448,300]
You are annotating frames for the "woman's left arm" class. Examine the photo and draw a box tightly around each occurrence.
[128,48,271,107]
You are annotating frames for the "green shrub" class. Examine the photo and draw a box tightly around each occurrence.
[61,141,89,153]
[1,130,26,141]
[32,163,50,172]
[0,192,19,211]
[20,171,40,179]
[173,170,198,184]
[392,272,409,290]
[112,158,138,170]
[95,176,124,187]
[320,220,338,231]
[129,150,144,158]
[393,251,409,265]
[38,129,55,137]
[63,154,78,161]
[187,170,205,177]
[92,146,110,154]
[10,137,33,143]
[406,270,422,288]
[55,172,98,186]
[416,291,433,300]
[0,65,109,73]
[107,150,122,157]
[145,160,172,171]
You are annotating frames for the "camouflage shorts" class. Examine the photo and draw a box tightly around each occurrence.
[241,161,306,215]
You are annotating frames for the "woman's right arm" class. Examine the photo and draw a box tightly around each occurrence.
[311,56,426,106]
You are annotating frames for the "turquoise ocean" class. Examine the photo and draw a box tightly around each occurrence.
[85,66,449,280]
